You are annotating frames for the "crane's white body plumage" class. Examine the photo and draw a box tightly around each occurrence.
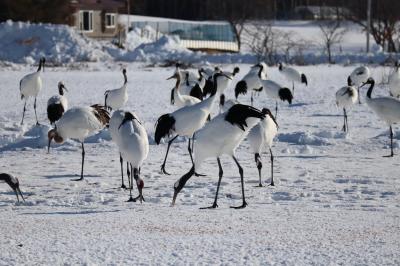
[335,86,358,108]
[279,65,305,84]
[105,84,128,110]
[20,72,42,98]
[55,107,106,142]
[260,80,284,100]
[104,69,128,110]
[118,114,149,169]
[47,95,68,110]
[19,57,45,125]
[193,115,261,170]
[173,86,201,107]
[389,67,400,98]
[363,78,400,156]
[248,115,278,155]
[156,73,232,174]
[242,70,263,91]
[109,110,125,146]
[48,105,109,181]
[179,74,206,96]
[170,70,201,108]
[171,94,215,136]
[165,74,232,138]
[348,66,370,86]
[247,112,278,186]
[234,63,267,105]
[367,96,400,125]
[171,104,266,208]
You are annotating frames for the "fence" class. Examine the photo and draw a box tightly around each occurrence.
[131,20,239,52]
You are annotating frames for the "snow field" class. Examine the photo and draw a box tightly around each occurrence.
[0,63,399,264]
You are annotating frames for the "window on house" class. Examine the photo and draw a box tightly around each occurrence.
[79,11,93,31]
[105,13,116,28]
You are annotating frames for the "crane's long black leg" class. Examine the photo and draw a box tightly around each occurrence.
[345,108,349,133]
[275,102,278,120]
[358,86,362,104]
[127,164,134,202]
[127,162,132,189]
[269,148,275,186]
[132,167,144,203]
[292,81,295,96]
[21,100,27,125]
[34,97,39,125]
[254,153,263,187]
[14,189,20,202]
[191,132,195,153]
[161,135,179,175]
[120,153,126,189]
[230,156,247,209]
[342,108,347,132]
[384,126,394,157]
[72,142,85,181]
[251,91,254,106]
[201,157,223,209]
[390,126,394,157]
[188,138,194,165]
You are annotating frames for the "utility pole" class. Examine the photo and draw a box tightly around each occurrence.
[127,0,130,33]
[366,0,371,53]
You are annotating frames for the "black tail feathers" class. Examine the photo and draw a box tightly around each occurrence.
[235,80,248,99]
[301,74,308,86]
[225,104,265,131]
[279,88,293,104]
[154,114,176,144]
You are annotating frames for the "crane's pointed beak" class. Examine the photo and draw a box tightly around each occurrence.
[171,191,178,207]
[47,138,52,153]
[222,73,232,80]
[118,118,129,130]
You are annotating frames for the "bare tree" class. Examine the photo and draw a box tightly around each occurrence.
[243,22,312,64]
[345,0,400,53]
[243,23,277,63]
[318,20,347,64]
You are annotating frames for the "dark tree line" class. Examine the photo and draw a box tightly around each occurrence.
[0,0,73,24]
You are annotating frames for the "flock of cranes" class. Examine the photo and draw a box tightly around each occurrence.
[2,58,400,208]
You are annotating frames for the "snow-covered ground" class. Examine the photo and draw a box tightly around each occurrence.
[0,62,399,264]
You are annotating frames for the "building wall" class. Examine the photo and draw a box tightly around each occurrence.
[73,10,120,39]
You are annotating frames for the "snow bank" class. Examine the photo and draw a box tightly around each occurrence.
[0,20,398,66]
[114,35,199,63]
[0,124,50,151]
[278,131,332,146]
[0,20,110,64]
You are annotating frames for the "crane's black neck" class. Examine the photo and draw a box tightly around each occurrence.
[37,60,42,72]
[366,80,375,99]
[198,69,203,82]
[278,63,282,71]
[123,71,127,85]
[185,73,190,86]
[211,75,220,97]
[58,84,64,96]
[258,65,263,78]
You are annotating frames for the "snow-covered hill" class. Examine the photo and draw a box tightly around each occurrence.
[0,19,398,66]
